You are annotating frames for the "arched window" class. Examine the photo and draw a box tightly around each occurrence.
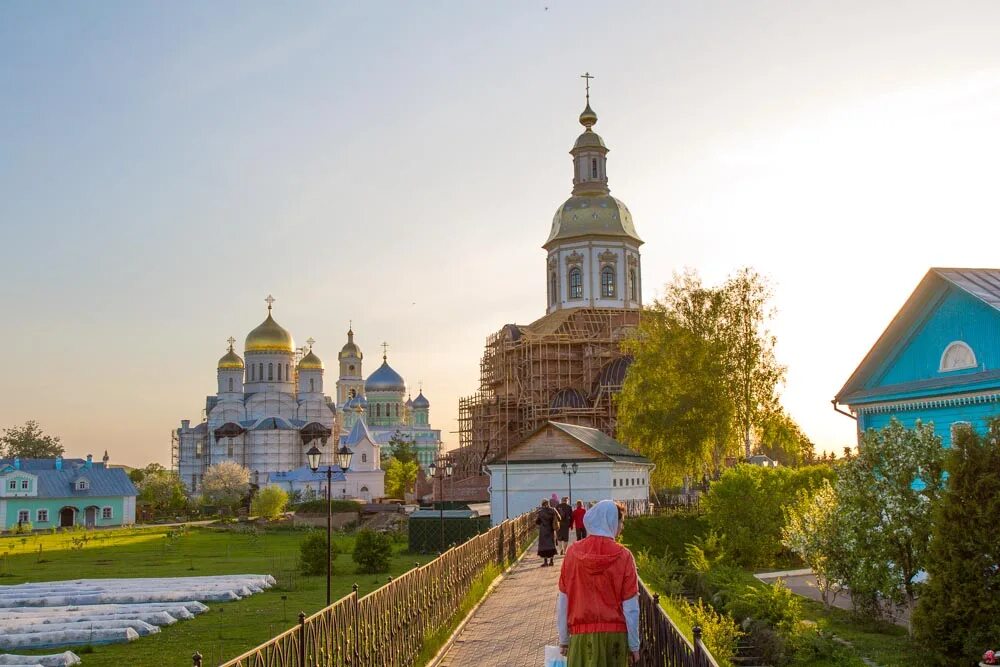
[310,378,315,392]
[569,267,583,299]
[629,269,637,301]
[601,266,616,298]
[268,363,273,380]
[362,453,367,463]
[395,404,399,417]
[591,158,598,178]
[550,272,557,304]
[228,377,234,392]
[285,363,290,379]
[259,363,263,380]
[249,366,254,381]
[376,404,381,418]
[277,364,282,381]
[940,341,977,371]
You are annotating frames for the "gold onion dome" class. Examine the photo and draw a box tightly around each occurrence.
[245,312,295,353]
[298,349,323,371]
[339,327,362,360]
[218,345,244,370]
[579,103,598,129]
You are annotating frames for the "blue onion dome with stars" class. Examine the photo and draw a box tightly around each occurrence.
[365,349,406,393]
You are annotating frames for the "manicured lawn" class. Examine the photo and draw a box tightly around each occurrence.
[0,525,434,667]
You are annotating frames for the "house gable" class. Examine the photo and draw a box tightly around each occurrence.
[839,269,1000,405]
[498,424,608,464]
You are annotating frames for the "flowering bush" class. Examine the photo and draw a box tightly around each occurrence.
[984,648,997,665]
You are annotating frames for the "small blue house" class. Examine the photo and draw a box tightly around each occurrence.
[836,268,1000,446]
[0,455,138,532]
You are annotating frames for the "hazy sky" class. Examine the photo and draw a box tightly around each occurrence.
[3,1,1000,468]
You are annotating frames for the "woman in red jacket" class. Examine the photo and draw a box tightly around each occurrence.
[556,500,640,666]
[571,500,587,541]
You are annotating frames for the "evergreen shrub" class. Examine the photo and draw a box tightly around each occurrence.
[353,529,393,574]
[299,530,340,576]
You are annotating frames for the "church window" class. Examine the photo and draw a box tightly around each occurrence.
[18,510,28,523]
[376,404,381,418]
[362,453,367,463]
[629,269,637,301]
[601,266,616,298]
[21,479,29,490]
[259,363,264,380]
[395,404,399,418]
[278,364,282,381]
[37,509,48,522]
[102,506,113,519]
[591,158,598,178]
[613,479,617,487]
[77,480,88,490]
[249,366,254,381]
[285,363,290,379]
[227,441,234,457]
[940,341,977,371]
[228,378,234,392]
[8,480,15,490]
[550,272,557,304]
[569,268,583,299]
[268,363,274,381]
[310,378,315,392]
[195,440,203,458]
[349,389,356,398]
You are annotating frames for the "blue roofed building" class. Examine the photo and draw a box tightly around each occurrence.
[835,268,1000,446]
[0,454,138,532]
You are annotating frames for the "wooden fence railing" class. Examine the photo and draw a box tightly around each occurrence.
[638,581,720,667]
[201,512,534,667]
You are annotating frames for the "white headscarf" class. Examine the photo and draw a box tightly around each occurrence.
[582,499,620,538]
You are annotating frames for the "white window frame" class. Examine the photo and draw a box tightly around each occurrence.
[77,480,89,491]
[20,479,29,490]
[102,506,113,520]
[8,480,16,490]
[17,510,29,523]
[939,340,977,372]
[37,509,48,522]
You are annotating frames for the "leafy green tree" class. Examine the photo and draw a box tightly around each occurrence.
[200,461,250,510]
[136,464,188,516]
[756,407,815,466]
[702,464,834,568]
[619,271,734,485]
[913,420,1000,662]
[836,419,945,631]
[384,457,419,499]
[388,432,417,465]
[353,529,392,573]
[251,485,289,520]
[782,479,847,608]
[1,421,64,459]
[299,530,340,576]
[720,269,785,459]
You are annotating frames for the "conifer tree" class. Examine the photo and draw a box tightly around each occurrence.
[913,420,1000,663]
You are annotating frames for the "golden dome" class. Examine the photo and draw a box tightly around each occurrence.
[245,312,295,353]
[579,103,598,129]
[545,194,642,249]
[218,345,245,370]
[298,349,324,371]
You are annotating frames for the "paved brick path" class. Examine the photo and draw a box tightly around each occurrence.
[437,540,561,667]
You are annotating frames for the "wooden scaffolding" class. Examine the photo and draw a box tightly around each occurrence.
[454,307,640,480]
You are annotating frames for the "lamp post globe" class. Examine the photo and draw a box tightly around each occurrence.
[445,460,453,477]
[571,462,578,474]
[306,446,322,472]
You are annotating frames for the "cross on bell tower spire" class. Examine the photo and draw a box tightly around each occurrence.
[226,336,236,351]
[265,294,275,312]
[581,71,594,105]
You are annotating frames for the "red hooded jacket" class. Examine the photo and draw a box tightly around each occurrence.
[558,536,639,635]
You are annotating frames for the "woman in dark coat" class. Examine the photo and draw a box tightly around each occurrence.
[556,496,573,554]
[536,498,560,566]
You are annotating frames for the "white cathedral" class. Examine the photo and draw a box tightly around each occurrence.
[176,300,441,498]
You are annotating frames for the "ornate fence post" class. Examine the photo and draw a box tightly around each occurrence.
[192,652,202,667]
[352,583,360,666]
[692,625,704,667]
[298,611,306,666]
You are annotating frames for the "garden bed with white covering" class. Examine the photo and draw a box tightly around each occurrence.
[0,575,274,652]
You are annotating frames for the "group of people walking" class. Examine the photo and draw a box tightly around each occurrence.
[536,494,589,565]
[535,495,641,666]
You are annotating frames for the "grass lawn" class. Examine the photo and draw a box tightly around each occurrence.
[0,525,434,667]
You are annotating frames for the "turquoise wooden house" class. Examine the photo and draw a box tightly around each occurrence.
[0,455,138,532]
[835,268,1000,446]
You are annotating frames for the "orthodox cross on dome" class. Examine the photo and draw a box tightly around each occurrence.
[580,71,594,104]
[307,337,315,350]
[265,294,276,312]
[226,336,236,351]
[381,341,389,362]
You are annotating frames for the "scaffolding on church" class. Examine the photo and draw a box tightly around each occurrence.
[453,307,639,481]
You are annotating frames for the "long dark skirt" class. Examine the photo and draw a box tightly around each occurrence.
[537,507,559,557]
